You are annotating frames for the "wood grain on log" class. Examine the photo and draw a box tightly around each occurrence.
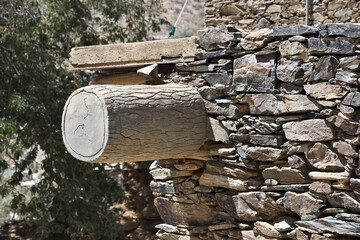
[62,84,208,163]
[69,37,198,70]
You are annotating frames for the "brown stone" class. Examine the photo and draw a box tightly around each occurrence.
[254,221,281,238]
[199,171,250,191]
[246,147,286,161]
[283,192,325,220]
[240,28,273,50]
[333,141,358,158]
[309,181,332,195]
[308,56,339,82]
[279,40,308,60]
[305,143,344,171]
[262,167,310,184]
[283,119,335,142]
[154,197,216,226]
[304,82,347,100]
[328,192,360,212]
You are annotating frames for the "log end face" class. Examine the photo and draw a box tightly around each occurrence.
[62,88,108,162]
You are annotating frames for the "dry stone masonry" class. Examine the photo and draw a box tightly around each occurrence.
[205,0,360,30]
[148,24,360,239]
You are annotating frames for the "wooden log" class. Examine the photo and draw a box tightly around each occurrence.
[69,37,198,70]
[62,84,208,163]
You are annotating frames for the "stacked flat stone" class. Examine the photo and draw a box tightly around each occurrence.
[150,24,360,239]
[205,0,360,31]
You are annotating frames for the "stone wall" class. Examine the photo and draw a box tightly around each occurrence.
[205,0,360,30]
[150,24,360,239]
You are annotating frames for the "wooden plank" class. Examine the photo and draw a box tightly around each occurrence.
[69,37,198,70]
[91,72,147,85]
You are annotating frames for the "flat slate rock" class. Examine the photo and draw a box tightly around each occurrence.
[296,216,360,237]
[272,25,318,37]
[308,38,356,55]
[322,23,360,38]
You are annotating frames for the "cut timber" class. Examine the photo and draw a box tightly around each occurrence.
[91,72,146,85]
[62,84,208,163]
[69,37,198,70]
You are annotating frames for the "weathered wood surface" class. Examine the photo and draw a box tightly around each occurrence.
[62,84,208,163]
[91,72,146,85]
[69,37,198,70]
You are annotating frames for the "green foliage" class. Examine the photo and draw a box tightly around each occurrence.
[0,0,165,239]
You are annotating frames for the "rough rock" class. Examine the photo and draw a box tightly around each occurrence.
[296,216,360,237]
[207,118,229,143]
[336,213,360,223]
[215,192,290,221]
[199,171,250,191]
[342,92,360,107]
[157,232,199,240]
[339,56,360,71]
[335,69,359,85]
[331,113,360,135]
[279,40,308,60]
[305,143,344,171]
[241,116,281,134]
[254,221,281,238]
[198,85,225,101]
[283,119,335,142]
[261,184,310,192]
[328,192,360,212]
[262,167,310,184]
[198,25,239,51]
[325,23,360,38]
[272,25,319,37]
[283,192,325,220]
[154,197,216,226]
[150,181,176,194]
[205,161,258,179]
[240,28,273,50]
[246,94,320,116]
[309,171,350,181]
[203,73,232,86]
[350,178,360,197]
[250,135,286,147]
[233,54,276,93]
[308,56,339,82]
[204,100,249,119]
[304,82,347,100]
[246,147,286,161]
[276,59,308,85]
[309,181,332,195]
[288,155,308,169]
[150,168,194,180]
[308,38,356,55]
[333,141,358,158]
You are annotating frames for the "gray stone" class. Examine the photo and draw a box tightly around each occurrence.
[342,92,360,107]
[309,181,332,195]
[308,38,356,55]
[328,192,360,212]
[157,232,199,240]
[335,69,359,85]
[262,167,310,184]
[339,56,360,71]
[279,40,308,60]
[325,23,360,38]
[246,147,286,161]
[266,4,282,13]
[283,119,335,142]
[207,118,229,143]
[203,73,231,86]
[331,113,360,135]
[280,83,303,94]
[233,54,276,93]
[154,197,216,225]
[198,85,225,100]
[150,181,176,194]
[336,213,360,223]
[250,135,286,147]
[274,216,297,232]
[304,82,347,100]
[155,224,181,234]
[272,25,319,37]
[334,9,352,21]
[176,64,214,72]
[198,25,238,51]
[240,28,273,51]
[242,115,281,134]
[261,184,310,192]
[276,114,308,124]
[296,216,360,237]
[308,56,339,82]
[216,192,290,221]
[288,155,308,169]
[305,143,344,171]
[205,161,258,179]
[246,94,320,116]
[150,168,194,180]
[276,59,307,85]
[204,100,249,119]
[350,178,360,197]
[288,35,307,42]
[196,50,228,59]
[283,192,325,220]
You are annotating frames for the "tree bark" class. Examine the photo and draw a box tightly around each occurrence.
[62,84,208,163]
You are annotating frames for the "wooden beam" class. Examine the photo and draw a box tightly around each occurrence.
[91,72,147,85]
[69,37,198,71]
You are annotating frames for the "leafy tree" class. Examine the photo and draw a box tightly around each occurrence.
[0,0,166,239]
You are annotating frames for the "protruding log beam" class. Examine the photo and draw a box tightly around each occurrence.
[62,84,208,163]
[69,37,198,70]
